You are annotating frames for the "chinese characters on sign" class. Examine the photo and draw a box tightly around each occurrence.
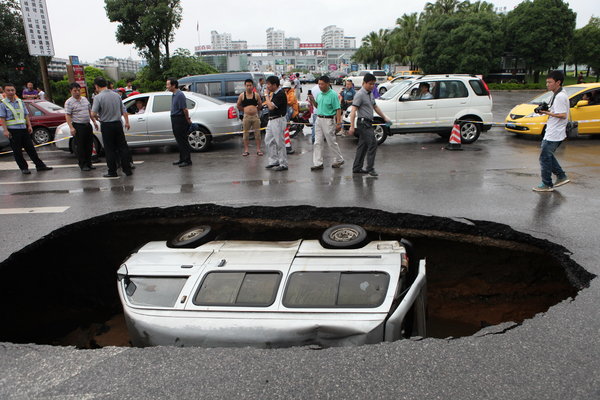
[19,0,55,57]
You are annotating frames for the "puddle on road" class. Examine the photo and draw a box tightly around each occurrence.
[0,204,593,348]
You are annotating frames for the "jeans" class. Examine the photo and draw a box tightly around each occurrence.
[539,139,566,187]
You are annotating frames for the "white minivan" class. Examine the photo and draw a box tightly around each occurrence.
[345,75,493,144]
[117,224,427,348]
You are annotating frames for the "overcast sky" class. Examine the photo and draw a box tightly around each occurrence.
[45,0,598,63]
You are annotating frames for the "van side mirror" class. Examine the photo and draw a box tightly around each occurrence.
[575,100,589,108]
[400,93,410,101]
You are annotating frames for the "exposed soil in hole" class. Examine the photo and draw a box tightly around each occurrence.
[0,204,593,348]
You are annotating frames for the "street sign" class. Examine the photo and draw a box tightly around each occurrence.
[19,0,55,57]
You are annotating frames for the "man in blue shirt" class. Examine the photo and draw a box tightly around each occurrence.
[167,78,192,167]
[0,83,52,174]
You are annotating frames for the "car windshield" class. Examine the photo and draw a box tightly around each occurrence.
[35,101,65,114]
[380,80,413,100]
[529,87,582,104]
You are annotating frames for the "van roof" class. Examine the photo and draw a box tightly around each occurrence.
[178,72,257,83]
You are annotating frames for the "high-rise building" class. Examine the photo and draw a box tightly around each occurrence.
[322,25,344,48]
[266,27,285,49]
[231,41,248,50]
[285,37,300,49]
[343,37,356,49]
[211,30,232,50]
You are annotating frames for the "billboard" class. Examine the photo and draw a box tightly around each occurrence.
[19,0,55,56]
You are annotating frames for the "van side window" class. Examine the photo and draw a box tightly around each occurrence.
[283,271,389,308]
[225,81,246,97]
[194,271,281,306]
[196,82,221,97]
[125,276,188,307]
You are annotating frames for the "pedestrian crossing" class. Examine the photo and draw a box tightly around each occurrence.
[0,206,70,214]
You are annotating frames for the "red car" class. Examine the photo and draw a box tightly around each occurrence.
[24,99,67,145]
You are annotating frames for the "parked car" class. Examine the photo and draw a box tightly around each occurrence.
[117,224,427,348]
[504,83,600,136]
[0,126,9,150]
[329,71,348,85]
[299,73,317,84]
[343,74,493,145]
[55,91,241,154]
[344,70,388,87]
[23,99,67,145]
[178,72,265,103]
[378,75,423,95]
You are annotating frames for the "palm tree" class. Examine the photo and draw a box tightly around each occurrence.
[353,29,390,69]
[386,13,421,69]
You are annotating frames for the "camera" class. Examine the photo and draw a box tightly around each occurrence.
[534,102,549,113]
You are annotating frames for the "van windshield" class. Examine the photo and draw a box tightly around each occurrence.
[380,81,413,100]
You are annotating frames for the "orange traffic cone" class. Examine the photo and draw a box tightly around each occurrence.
[445,121,463,151]
[284,125,294,154]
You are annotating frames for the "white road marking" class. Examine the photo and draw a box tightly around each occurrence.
[0,206,70,214]
[0,177,119,185]
[0,161,144,171]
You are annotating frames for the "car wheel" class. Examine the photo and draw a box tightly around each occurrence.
[32,127,51,145]
[374,124,388,145]
[187,127,212,152]
[378,87,387,95]
[320,224,369,249]
[459,121,481,144]
[167,225,214,249]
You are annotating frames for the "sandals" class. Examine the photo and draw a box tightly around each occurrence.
[257,151,264,156]
[242,152,250,156]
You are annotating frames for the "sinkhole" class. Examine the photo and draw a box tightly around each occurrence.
[0,204,593,348]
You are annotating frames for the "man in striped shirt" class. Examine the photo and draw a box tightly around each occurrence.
[65,83,98,171]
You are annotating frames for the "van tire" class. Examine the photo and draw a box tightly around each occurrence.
[167,225,214,248]
[320,224,369,249]
[459,120,481,144]
[374,124,388,145]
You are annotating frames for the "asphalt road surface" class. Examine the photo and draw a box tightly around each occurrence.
[1,90,599,399]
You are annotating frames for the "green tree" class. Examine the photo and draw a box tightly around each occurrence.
[163,48,217,79]
[418,10,502,75]
[576,17,600,81]
[387,13,421,70]
[0,0,40,88]
[353,30,391,69]
[104,0,182,80]
[505,0,576,83]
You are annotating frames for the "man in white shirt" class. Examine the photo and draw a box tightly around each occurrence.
[533,70,570,192]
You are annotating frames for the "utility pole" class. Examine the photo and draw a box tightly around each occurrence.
[39,56,52,101]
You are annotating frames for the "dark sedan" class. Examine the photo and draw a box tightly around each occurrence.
[24,100,67,145]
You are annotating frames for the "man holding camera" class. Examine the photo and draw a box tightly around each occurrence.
[533,70,570,192]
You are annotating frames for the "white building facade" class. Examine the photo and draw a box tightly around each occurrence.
[322,25,344,48]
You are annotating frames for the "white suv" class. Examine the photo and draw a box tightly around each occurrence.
[344,70,388,86]
[345,75,493,144]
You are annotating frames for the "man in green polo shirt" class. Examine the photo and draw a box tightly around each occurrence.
[308,75,344,170]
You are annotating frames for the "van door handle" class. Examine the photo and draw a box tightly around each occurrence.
[137,118,145,122]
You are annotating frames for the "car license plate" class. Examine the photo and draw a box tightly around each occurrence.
[506,123,516,129]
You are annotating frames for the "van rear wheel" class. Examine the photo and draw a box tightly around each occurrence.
[167,225,214,248]
[320,224,369,249]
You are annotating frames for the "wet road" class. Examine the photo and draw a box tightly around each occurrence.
[1,90,600,399]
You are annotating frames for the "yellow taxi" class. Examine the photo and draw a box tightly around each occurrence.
[505,83,600,136]
[389,70,423,80]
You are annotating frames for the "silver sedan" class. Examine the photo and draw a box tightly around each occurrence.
[54,91,242,154]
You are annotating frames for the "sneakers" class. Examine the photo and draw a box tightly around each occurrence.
[367,170,379,177]
[311,164,324,171]
[273,165,288,171]
[532,183,554,192]
[554,176,571,187]
[331,160,344,168]
[265,163,279,169]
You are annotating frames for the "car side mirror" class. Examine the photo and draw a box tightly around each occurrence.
[575,100,589,108]
[400,93,410,102]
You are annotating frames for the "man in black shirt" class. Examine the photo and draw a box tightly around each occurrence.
[264,76,288,171]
